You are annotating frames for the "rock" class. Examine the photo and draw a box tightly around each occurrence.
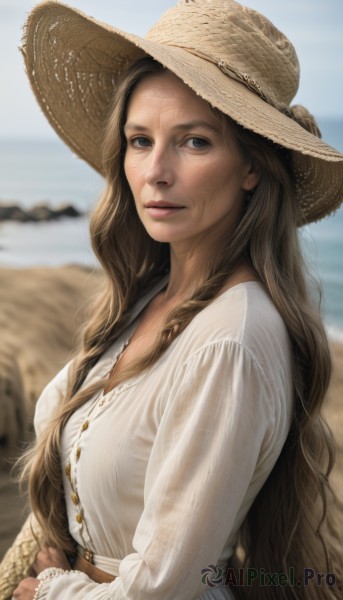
[55,204,82,218]
[0,202,83,222]
[25,204,56,222]
[0,205,27,222]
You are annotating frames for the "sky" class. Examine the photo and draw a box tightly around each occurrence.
[0,0,342,139]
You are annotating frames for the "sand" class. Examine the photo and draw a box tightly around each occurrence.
[0,266,342,563]
[0,265,104,557]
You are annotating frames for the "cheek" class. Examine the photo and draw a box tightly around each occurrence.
[193,160,243,200]
[123,155,132,183]
[124,158,141,195]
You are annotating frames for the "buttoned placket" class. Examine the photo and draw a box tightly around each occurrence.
[64,337,132,557]
[62,280,169,558]
[64,395,99,553]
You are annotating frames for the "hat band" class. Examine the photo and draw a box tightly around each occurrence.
[161,43,283,110]
[216,59,278,106]
[162,44,320,137]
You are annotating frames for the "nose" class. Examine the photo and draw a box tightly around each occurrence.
[144,146,173,187]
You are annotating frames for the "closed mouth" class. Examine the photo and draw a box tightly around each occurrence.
[145,202,185,209]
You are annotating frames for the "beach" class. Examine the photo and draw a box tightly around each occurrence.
[0,265,104,558]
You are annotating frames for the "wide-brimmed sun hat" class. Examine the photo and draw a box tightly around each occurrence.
[22,0,343,225]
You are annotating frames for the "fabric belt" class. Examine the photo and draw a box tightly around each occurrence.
[74,554,117,584]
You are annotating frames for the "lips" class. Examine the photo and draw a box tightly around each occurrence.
[144,201,185,219]
[145,201,184,209]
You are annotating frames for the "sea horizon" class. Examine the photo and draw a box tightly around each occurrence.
[1,117,343,338]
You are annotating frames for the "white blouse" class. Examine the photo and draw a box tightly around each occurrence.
[31,280,293,599]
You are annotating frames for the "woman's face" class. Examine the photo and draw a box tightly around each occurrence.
[124,72,259,252]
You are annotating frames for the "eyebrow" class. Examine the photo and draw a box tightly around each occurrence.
[124,120,219,134]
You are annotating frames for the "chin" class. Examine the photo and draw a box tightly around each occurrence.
[147,233,174,244]
[144,225,185,245]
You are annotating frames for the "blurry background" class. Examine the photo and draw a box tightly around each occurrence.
[0,0,342,336]
[0,0,343,564]
[0,0,343,339]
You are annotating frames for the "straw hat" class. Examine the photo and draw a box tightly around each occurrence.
[22,0,343,225]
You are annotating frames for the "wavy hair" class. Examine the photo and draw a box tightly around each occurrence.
[20,58,339,597]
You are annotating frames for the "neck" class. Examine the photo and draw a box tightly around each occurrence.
[163,238,218,300]
[162,240,256,303]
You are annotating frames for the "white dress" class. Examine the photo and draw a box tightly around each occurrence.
[31,279,293,599]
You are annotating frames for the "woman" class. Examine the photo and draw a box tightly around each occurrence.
[7,0,343,598]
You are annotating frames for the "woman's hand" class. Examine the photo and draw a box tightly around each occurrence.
[33,545,71,574]
[12,578,39,599]
[13,548,71,598]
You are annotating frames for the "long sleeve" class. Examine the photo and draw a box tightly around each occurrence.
[33,360,72,437]
[35,339,291,599]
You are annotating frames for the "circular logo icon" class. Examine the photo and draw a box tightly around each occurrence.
[201,565,223,587]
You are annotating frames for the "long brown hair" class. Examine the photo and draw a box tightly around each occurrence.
[20,58,339,597]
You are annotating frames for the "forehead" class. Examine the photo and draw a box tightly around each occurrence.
[126,72,216,121]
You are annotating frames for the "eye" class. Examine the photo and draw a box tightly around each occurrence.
[130,136,151,148]
[186,137,210,149]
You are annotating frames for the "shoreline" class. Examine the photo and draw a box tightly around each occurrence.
[0,219,98,269]
[0,223,342,335]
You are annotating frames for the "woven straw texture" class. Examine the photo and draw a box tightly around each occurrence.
[0,514,43,600]
[21,0,343,225]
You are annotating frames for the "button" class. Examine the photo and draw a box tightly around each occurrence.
[82,548,94,563]
[76,513,83,523]
[65,464,71,478]
[71,492,79,505]
[76,447,81,460]
[81,420,89,432]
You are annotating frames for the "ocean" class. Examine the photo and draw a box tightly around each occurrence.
[0,117,342,337]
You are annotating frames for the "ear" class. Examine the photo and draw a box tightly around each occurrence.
[242,162,261,192]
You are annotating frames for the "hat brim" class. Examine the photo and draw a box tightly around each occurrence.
[22,1,343,225]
